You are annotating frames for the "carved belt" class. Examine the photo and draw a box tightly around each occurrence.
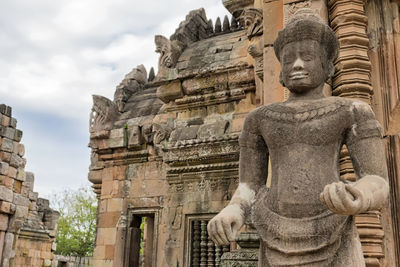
[252,188,350,266]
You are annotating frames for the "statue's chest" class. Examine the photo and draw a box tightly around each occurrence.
[258,104,349,148]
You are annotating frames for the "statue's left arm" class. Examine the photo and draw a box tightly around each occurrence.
[320,102,389,215]
[208,110,268,245]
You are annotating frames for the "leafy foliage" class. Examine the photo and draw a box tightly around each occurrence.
[140,217,145,255]
[50,186,97,256]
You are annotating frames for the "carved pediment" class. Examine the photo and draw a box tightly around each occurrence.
[90,95,119,133]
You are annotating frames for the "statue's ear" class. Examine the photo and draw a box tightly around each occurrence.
[325,61,335,82]
[279,71,286,87]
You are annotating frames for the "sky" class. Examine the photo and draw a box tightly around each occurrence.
[0,0,230,198]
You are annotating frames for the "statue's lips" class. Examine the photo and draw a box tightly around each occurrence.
[289,72,308,80]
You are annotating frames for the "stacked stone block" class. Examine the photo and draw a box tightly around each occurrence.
[0,104,60,267]
[0,104,27,266]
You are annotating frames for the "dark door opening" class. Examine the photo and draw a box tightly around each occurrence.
[128,214,155,267]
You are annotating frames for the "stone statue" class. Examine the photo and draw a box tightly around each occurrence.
[208,9,389,266]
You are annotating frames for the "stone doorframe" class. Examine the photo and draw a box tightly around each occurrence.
[124,207,160,267]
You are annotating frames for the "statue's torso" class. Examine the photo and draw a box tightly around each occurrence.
[248,97,370,266]
[254,97,353,218]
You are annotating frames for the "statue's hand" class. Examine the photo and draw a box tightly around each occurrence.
[207,204,245,246]
[320,182,367,215]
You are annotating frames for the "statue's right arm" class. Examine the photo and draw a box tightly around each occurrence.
[208,110,269,245]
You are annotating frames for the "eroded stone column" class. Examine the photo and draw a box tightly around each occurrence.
[329,0,373,103]
[328,1,388,266]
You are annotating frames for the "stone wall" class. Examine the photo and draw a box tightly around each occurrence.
[88,7,257,266]
[365,1,400,265]
[0,104,60,267]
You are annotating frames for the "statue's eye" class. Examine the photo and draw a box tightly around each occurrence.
[282,57,294,65]
[301,54,314,61]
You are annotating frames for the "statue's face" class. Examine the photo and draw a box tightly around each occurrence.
[280,40,327,94]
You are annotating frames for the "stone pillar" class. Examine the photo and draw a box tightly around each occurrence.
[329,0,372,103]
[263,0,284,104]
[328,1,389,266]
[364,1,400,265]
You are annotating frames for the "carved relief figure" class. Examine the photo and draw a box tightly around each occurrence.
[208,9,389,266]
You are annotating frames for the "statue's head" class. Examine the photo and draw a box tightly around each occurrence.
[274,9,339,94]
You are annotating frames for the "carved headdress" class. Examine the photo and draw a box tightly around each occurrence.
[274,9,339,64]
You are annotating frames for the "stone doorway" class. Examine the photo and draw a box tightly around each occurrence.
[125,209,159,267]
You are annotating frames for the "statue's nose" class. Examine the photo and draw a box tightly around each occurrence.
[292,58,305,70]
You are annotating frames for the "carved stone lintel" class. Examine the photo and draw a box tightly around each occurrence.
[239,8,263,40]
[90,95,119,133]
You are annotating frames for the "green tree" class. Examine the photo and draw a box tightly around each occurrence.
[50,186,97,256]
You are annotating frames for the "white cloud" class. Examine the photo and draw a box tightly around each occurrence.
[0,0,230,196]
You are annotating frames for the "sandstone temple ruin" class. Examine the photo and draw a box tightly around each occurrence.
[0,105,60,266]
[88,0,400,266]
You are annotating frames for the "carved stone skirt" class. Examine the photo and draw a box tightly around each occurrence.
[252,188,365,267]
